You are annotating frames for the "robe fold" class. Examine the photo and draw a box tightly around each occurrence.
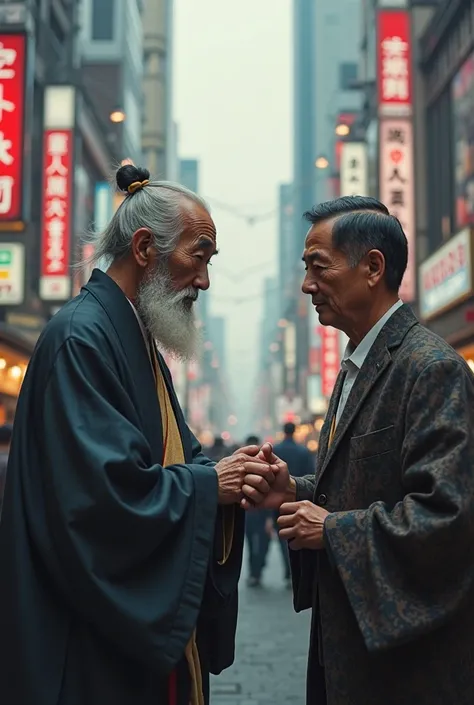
[0,269,244,705]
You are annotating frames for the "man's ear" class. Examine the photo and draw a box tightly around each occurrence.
[366,249,385,289]
[131,228,154,268]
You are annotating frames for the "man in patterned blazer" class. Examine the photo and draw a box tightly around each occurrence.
[242,195,474,705]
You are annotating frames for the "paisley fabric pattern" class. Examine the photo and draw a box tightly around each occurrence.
[292,305,474,705]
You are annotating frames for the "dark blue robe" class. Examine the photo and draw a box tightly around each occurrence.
[0,269,244,705]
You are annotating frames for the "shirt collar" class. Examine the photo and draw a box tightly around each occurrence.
[342,300,404,372]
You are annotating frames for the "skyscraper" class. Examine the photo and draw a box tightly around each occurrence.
[142,0,174,178]
[293,0,317,257]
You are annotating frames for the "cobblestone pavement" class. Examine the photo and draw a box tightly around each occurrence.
[210,540,311,705]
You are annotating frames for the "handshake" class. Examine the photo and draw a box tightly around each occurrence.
[214,442,295,510]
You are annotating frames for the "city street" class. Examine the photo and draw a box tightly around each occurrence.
[210,540,311,705]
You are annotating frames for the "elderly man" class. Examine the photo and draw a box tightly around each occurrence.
[242,196,474,705]
[0,164,275,705]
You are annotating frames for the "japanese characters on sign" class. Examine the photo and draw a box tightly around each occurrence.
[340,143,368,197]
[0,34,26,222]
[379,119,415,302]
[320,326,340,398]
[40,129,73,300]
[377,10,412,116]
[419,229,473,320]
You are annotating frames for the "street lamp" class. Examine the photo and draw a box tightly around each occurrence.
[335,123,350,137]
[109,106,126,123]
[315,155,329,170]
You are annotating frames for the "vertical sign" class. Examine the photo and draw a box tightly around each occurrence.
[0,34,26,223]
[340,143,368,196]
[379,119,415,301]
[40,85,75,301]
[320,326,340,398]
[40,129,73,300]
[377,10,412,116]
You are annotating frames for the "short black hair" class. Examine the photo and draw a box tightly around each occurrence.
[283,422,296,436]
[303,196,408,292]
[246,435,260,445]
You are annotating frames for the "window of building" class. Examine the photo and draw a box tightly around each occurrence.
[92,0,115,41]
[339,62,358,91]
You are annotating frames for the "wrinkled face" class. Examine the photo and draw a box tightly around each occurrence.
[136,201,217,360]
[301,217,372,332]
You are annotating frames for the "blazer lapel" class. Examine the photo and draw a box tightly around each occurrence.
[316,304,419,486]
[318,349,392,483]
[83,269,164,461]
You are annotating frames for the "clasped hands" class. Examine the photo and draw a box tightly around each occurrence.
[215,443,329,550]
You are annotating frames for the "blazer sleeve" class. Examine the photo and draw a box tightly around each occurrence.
[295,475,316,501]
[324,359,474,652]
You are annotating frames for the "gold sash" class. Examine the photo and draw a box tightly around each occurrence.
[328,415,336,448]
[150,343,233,705]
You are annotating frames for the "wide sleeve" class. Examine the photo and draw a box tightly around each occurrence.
[324,359,474,652]
[38,338,218,675]
[187,435,245,675]
[189,435,245,601]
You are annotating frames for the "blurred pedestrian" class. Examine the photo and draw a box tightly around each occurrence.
[242,196,474,705]
[0,165,275,705]
[272,422,315,586]
[0,423,12,517]
[207,436,227,462]
[244,435,272,587]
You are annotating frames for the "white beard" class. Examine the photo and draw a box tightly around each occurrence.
[136,264,201,361]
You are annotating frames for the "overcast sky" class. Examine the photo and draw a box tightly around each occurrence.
[174,0,292,437]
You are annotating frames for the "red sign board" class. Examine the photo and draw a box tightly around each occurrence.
[320,326,339,397]
[40,129,73,298]
[308,347,320,375]
[377,10,412,115]
[0,34,26,222]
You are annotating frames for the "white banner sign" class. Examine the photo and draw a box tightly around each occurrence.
[0,242,24,304]
[340,142,368,196]
[379,119,415,301]
[419,228,473,320]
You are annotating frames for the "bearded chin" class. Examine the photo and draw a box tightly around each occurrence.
[136,267,201,362]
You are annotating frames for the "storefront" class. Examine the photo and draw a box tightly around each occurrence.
[0,326,35,422]
[418,227,474,361]
[420,0,474,253]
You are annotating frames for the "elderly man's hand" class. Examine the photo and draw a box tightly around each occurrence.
[215,449,277,505]
[277,501,329,550]
[241,443,295,511]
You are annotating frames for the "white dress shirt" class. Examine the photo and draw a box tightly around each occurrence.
[335,300,404,425]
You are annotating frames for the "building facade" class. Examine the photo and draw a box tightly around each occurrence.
[80,0,144,164]
[0,0,134,418]
[418,0,474,368]
[141,0,173,178]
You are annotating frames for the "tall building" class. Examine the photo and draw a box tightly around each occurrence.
[207,316,226,372]
[0,0,120,421]
[141,0,173,178]
[293,0,317,259]
[80,0,144,164]
[314,0,361,202]
[179,158,199,192]
[278,183,295,319]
